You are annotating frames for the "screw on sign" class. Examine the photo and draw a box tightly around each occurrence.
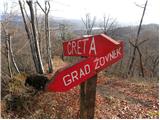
[46,34,124,92]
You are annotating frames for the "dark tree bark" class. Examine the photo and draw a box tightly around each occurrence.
[137,46,144,77]
[80,75,97,118]
[80,82,87,118]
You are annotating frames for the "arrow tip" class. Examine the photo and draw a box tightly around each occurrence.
[101,34,120,45]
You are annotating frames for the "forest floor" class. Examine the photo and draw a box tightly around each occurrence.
[1,56,159,119]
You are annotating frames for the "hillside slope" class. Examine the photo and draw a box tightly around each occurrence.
[1,57,159,119]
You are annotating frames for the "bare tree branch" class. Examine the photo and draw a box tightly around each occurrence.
[135,0,148,46]
[137,39,149,46]
[134,2,145,8]
[36,1,45,13]
[107,18,116,31]
[129,40,136,47]
[45,1,50,14]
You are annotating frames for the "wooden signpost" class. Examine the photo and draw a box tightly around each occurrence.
[46,34,124,118]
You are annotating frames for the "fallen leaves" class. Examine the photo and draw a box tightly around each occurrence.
[1,57,159,118]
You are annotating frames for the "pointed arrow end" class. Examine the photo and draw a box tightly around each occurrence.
[100,34,120,45]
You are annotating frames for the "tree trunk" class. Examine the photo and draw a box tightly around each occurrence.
[45,1,53,73]
[19,0,39,73]
[27,1,44,74]
[45,13,53,73]
[5,35,12,78]
[128,47,137,76]
[8,34,20,73]
[35,2,42,56]
[137,47,144,77]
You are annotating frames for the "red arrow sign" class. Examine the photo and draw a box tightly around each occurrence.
[46,34,124,92]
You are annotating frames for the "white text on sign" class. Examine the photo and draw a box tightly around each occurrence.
[94,47,121,70]
[62,47,121,87]
[66,37,97,55]
[63,64,91,86]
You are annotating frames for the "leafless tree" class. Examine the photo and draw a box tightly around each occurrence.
[100,15,117,37]
[19,0,44,74]
[1,3,13,77]
[8,34,20,73]
[27,0,44,73]
[19,0,39,73]
[128,0,148,77]
[81,13,96,35]
[1,25,20,78]
[36,0,53,73]
[1,1,20,76]
[5,32,13,78]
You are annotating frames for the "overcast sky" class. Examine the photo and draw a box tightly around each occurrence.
[0,0,159,25]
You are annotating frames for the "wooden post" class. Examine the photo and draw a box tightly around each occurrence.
[80,75,97,119]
